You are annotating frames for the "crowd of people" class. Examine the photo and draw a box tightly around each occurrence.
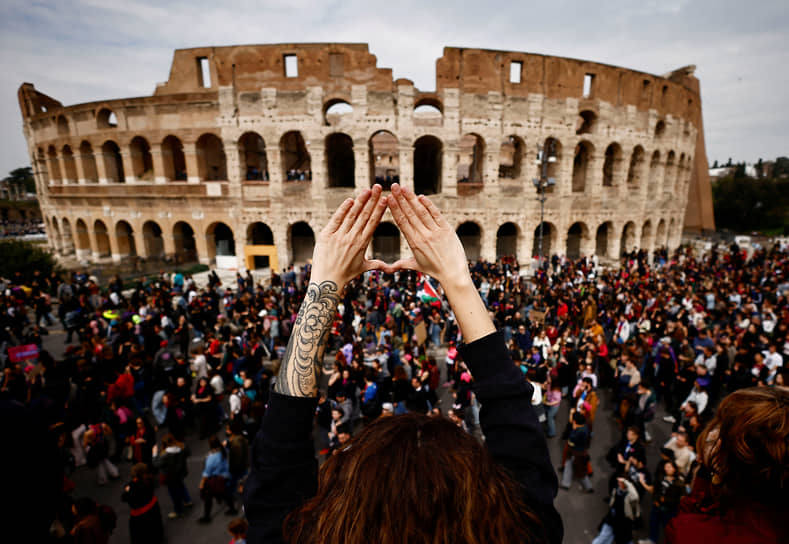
[1,230,788,542]
[1,218,45,238]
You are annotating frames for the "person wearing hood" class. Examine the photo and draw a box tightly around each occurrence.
[153,434,192,519]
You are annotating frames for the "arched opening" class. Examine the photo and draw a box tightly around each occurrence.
[142,221,165,258]
[567,222,589,259]
[47,146,61,183]
[280,131,311,181]
[620,222,636,256]
[654,120,666,139]
[496,222,519,259]
[49,219,61,254]
[372,222,400,262]
[324,99,353,126]
[457,134,485,184]
[162,135,187,181]
[56,115,69,136]
[456,222,481,261]
[498,136,524,180]
[75,219,91,255]
[595,222,612,258]
[602,143,623,187]
[539,138,562,193]
[572,141,593,193]
[61,145,77,183]
[173,222,197,263]
[79,142,98,183]
[115,221,136,258]
[413,98,443,125]
[413,135,442,195]
[247,222,274,245]
[94,220,111,258]
[97,109,118,129]
[676,153,686,192]
[532,222,556,259]
[61,218,75,254]
[369,131,399,189]
[648,151,661,198]
[101,140,125,183]
[129,136,154,181]
[626,146,645,187]
[239,132,269,181]
[289,221,315,265]
[206,222,236,266]
[656,219,667,248]
[325,133,355,188]
[664,151,676,192]
[196,133,227,181]
[576,110,597,135]
[641,220,653,253]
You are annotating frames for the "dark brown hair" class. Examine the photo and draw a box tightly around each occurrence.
[696,386,789,505]
[284,413,543,544]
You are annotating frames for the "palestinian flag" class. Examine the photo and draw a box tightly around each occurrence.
[420,280,441,303]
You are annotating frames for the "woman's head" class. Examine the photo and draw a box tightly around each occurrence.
[284,413,543,544]
[697,386,789,505]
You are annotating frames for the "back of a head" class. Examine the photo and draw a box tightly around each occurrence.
[284,413,544,544]
[697,386,789,506]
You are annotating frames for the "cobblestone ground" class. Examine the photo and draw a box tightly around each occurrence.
[44,326,672,544]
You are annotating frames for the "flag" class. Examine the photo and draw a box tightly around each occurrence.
[421,280,440,302]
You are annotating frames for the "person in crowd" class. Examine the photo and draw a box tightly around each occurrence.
[592,477,641,544]
[637,460,685,544]
[121,462,164,544]
[228,517,249,544]
[153,434,192,519]
[559,411,593,493]
[199,435,235,523]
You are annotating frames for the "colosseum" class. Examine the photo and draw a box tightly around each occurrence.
[17,43,715,272]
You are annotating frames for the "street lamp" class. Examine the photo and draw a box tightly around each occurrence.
[532,141,557,266]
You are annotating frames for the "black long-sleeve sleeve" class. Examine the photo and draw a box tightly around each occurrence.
[459,330,563,544]
[244,392,318,544]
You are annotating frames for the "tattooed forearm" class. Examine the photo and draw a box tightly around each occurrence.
[275,280,340,397]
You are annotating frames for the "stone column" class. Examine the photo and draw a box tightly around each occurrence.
[224,139,241,185]
[121,147,135,183]
[442,142,458,197]
[398,142,413,191]
[108,227,122,263]
[75,150,87,184]
[195,224,211,265]
[183,142,201,183]
[481,226,496,262]
[557,152,573,197]
[57,153,71,184]
[353,136,369,191]
[88,227,101,263]
[162,229,176,260]
[134,227,148,259]
[151,143,167,184]
[267,147,283,197]
[308,144,325,201]
[95,150,111,184]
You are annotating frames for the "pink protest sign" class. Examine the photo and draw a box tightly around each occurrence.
[8,344,39,363]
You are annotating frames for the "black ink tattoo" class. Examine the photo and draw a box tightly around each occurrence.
[275,280,340,397]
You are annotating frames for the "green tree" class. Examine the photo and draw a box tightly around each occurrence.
[774,157,789,178]
[712,159,719,168]
[713,175,789,233]
[0,239,59,282]
[2,167,35,195]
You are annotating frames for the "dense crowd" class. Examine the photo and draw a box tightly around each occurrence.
[1,240,788,543]
[1,218,45,237]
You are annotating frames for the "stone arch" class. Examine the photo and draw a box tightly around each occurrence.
[173,221,197,263]
[323,99,353,126]
[162,135,187,181]
[413,135,442,195]
[288,221,315,265]
[539,137,562,192]
[49,219,62,254]
[576,110,598,135]
[115,220,137,258]
[498,135,525,180]
[620,221,637,256]
[129,136,154,181]
[626,145,645,187]
[101,140,125,183]
[595,222,614,258]
[47,145,61,183]
[496,222,519,259]
[656,219,667,247]
[456,221,482,261]
[458,133,485,184]
[566,222,590,259]
[602,143,623,187]
[664,151,676,193]
[196,133,226,181]
[79,141,98,183]
[142,220,165,258]
[96,108,118,129]
[325,133,355,188]
[572,141,594,193]
[648,150,661,198]
[61,145,78,183]
[57,218,72,255]
[280,131,311,181]
[94,219,111,258]
[74,219,91,254]
[369,130,399,189]
[372,221,400,262]
[676,153,686,192]
[239,132,268,181]
[413,96,443,115]
[532,222,557,259]
[641,220,654,253]
[654,120,666,139]
[56,115,69,136]
[206,222,236,262]
[247,222,274,245]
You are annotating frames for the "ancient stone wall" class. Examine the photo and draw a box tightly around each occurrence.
[17,44,713,269]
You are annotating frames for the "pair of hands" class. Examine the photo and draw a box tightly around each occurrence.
[310,183,469,291]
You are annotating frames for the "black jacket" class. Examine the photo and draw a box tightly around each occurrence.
[243,331,563,543]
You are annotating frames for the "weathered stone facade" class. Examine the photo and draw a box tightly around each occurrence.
[17,43,714,269]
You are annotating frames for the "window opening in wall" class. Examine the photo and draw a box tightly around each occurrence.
[641,79,650,100]
[284,54,298,78]
[509,61,522,84]
[107,112,117,127]
[661,85,668,105]
[583,73,594,98]
[197,57,211,88]
[329,53,344,77]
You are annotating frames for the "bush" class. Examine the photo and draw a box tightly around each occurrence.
[0,239,59,282]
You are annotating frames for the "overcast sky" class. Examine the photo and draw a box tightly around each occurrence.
[1,0,787,177]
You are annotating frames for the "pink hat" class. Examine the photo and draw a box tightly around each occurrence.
[460,372,471,383]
